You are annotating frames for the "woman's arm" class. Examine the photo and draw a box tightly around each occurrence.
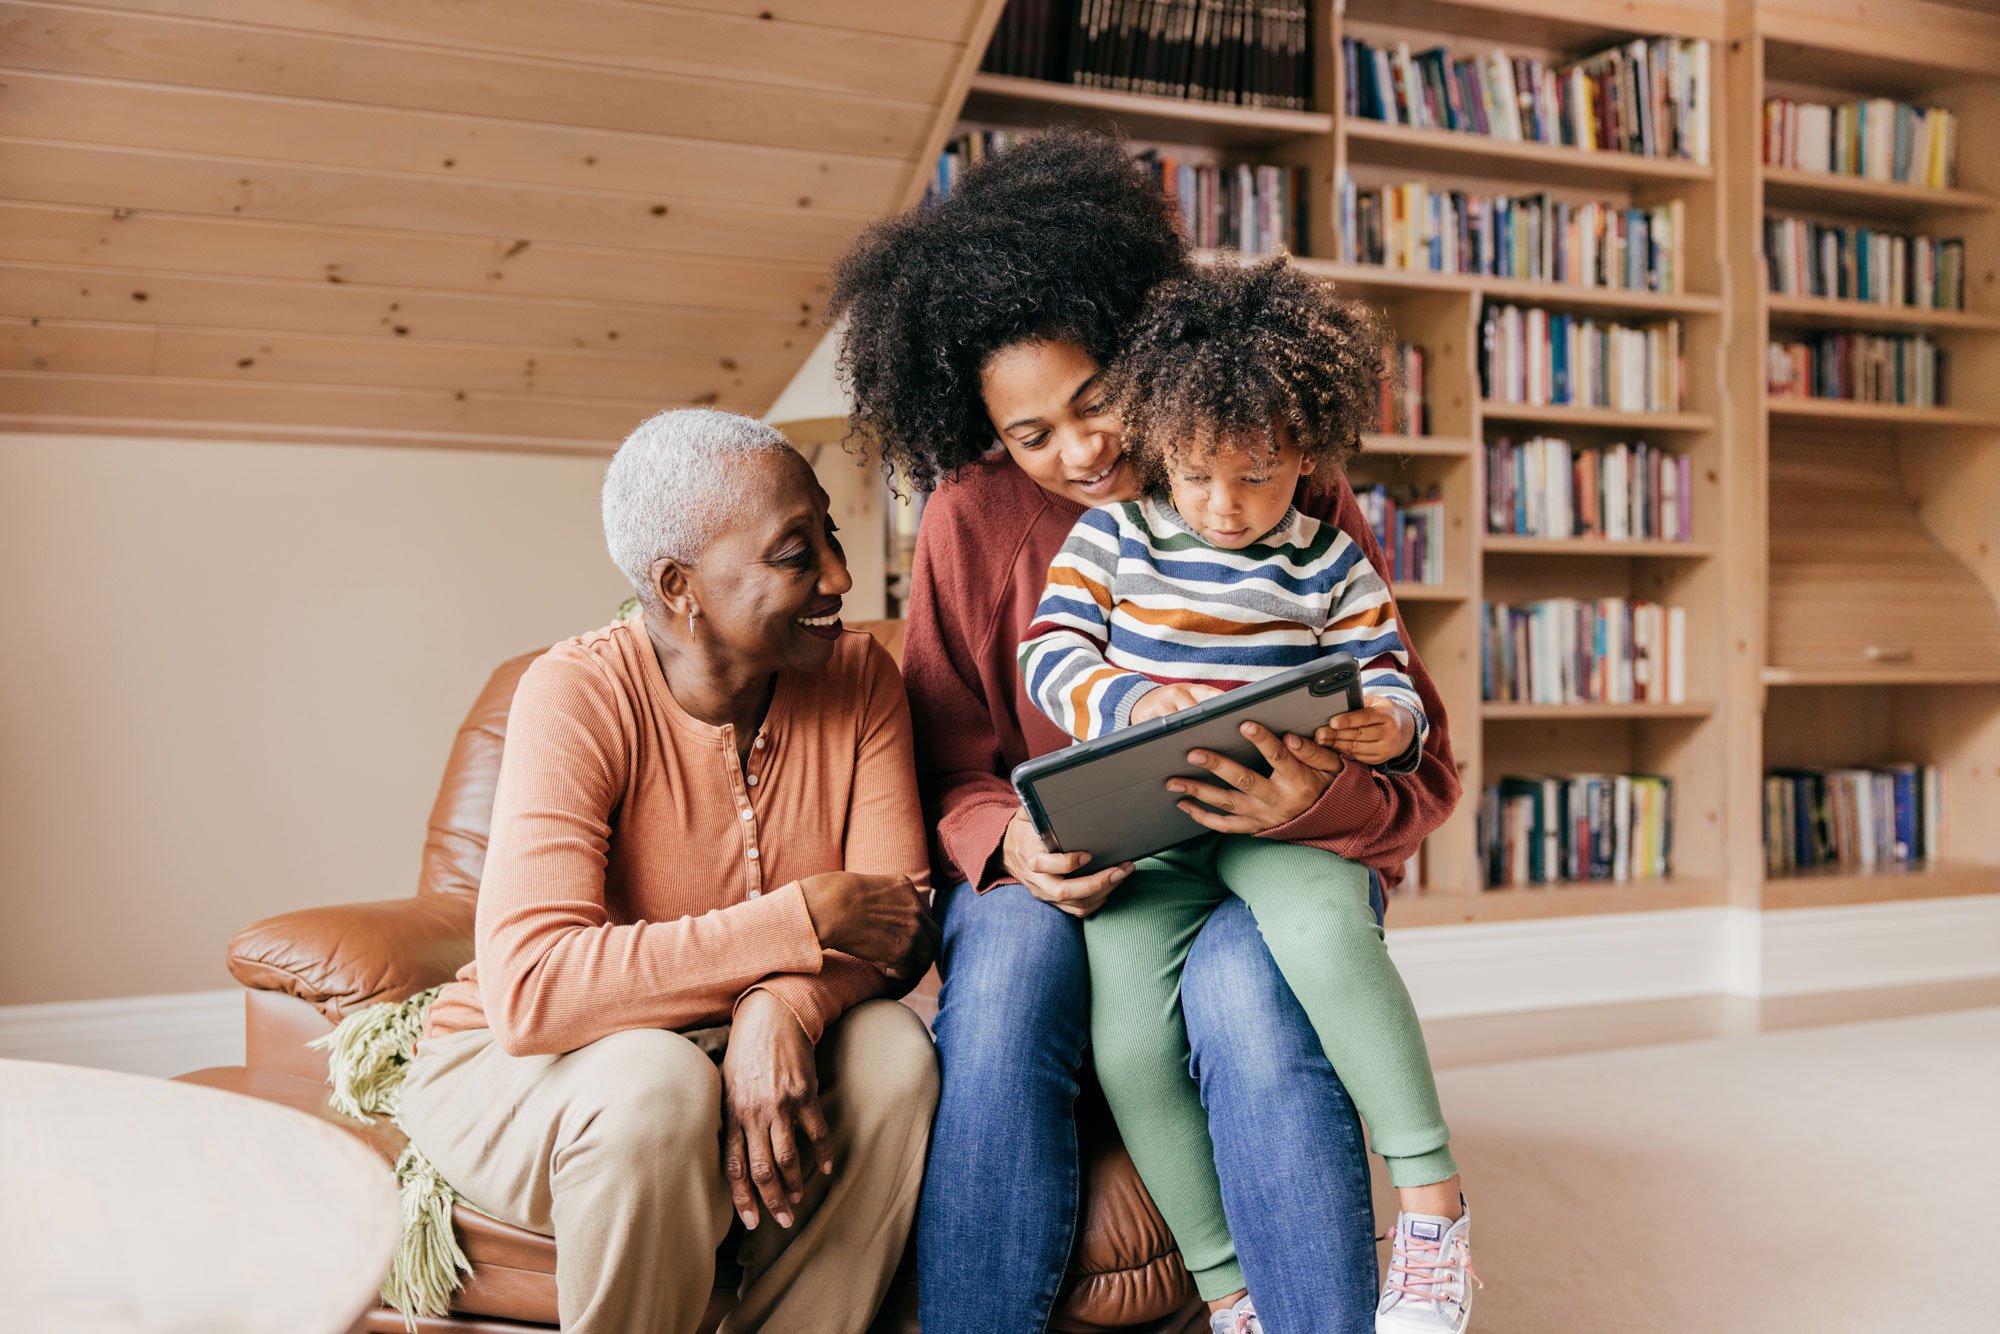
[741,638,934,1041]
[901,505,1036,890]
[476,651,830,1056]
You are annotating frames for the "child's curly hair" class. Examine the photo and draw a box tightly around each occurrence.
[1107,256,1391,490]
[827,129,1188,491]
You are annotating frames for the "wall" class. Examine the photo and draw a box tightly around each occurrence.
[0,433,627,1005]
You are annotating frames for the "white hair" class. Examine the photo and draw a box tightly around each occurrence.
[602,408,797,608]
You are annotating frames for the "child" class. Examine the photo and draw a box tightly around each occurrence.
[1018,257,1474,1334]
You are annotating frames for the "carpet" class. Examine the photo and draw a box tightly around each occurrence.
[1374,1006,2000,1333]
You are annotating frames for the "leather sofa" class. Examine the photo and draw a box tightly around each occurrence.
[180,620,1207,1333]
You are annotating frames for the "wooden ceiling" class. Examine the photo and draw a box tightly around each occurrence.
[0,0,1002,453]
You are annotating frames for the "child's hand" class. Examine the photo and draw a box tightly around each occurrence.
[1130,683,1224,725]
[1324,697,1415,765]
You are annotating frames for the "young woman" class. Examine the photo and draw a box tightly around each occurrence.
[829,131,1460,1334]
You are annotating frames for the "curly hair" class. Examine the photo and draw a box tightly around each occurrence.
[826,129,1188,490]
[1106,256,1391,491]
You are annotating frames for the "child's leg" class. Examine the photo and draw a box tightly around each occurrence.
[1080,839,1243,1304]
[1214,837,1457,1194]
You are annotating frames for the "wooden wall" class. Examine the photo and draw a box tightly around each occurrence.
[0,0,1002,452]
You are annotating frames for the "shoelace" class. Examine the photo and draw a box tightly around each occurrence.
[1382,1228,1483,1308]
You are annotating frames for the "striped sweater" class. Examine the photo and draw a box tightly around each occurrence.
[1020,494,1428,750]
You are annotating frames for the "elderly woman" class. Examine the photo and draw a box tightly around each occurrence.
[398,409,940,1334]
[830,132,1460,1334]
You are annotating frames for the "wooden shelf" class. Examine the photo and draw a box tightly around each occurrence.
[1767,399,2000,430]
[1765,295,2000,335]
[1393,582,1470,602]
[961,74,1333,148]
[1482,702,1713,720]
[1482,535,1712,558]
[1358,433,1477,458]
[1761,166,1995,220]
[1762,863,2000,910]
[1480,402,1715,431]
[1344,119,1712,186]
[1763,666,2000,686]
[1393,877,1728,926]
[1294,260,1720,315]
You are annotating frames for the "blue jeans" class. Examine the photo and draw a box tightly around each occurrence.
[917,877,1382,1334]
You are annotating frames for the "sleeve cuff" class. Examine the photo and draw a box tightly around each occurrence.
[1112,681,1159,732]
[1380,711,1426,776]
[1261,755,1382,845]
[944,798,1023,894]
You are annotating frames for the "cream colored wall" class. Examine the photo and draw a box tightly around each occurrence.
[0,434,628,1005]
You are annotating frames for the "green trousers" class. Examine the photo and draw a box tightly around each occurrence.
[1082,834,1456,1300]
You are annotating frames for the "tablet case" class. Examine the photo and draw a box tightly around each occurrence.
[1011,653,1364,873]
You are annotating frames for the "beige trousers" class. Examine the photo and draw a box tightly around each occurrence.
[399,999,939,1334]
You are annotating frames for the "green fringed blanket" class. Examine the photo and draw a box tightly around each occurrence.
[310,986,472,1325]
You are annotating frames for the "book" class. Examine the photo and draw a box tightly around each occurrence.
[1343,33,1711,164]
[1763,95,1958,188]
[1763,217,1964,311]
[1484,436,1694,542]
[923,131,1306,257]
[1763,765,1944,873]
[1481,772,1674,886]
[1338,176,1685,294]
[1480,305,1686,412]
[1482,597,1687,705]
[1766,332,1946,407]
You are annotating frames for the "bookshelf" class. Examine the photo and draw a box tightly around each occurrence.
[923,0,2000,924]
[1724,2,2000,912]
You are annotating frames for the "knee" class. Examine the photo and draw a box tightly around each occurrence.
[834,1000,940,1130]
[567,1029,723,1165]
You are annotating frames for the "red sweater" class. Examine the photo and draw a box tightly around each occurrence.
[901,455,1460,894]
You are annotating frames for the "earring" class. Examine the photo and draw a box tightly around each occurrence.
[687,611,695,635]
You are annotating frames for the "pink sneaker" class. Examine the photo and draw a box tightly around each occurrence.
[1376,1206,1477,1332]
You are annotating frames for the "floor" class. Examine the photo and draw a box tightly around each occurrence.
[1420,974,2000,1070]
[1362,977,2000,1334]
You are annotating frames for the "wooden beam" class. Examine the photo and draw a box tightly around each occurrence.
[0,204,829,317]
[0,2,932,157]
[0,140,875,266]
[86,0,962,102]
[0,71,908,214]
[1,262,818,364]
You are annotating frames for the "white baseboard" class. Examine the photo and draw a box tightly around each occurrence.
[0,989,243,1077]
[1390,908,1736,1018]
[1753,895,2000,997]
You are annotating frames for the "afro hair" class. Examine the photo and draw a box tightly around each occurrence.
[827,129,1189,490]
[1105,255,1391,491]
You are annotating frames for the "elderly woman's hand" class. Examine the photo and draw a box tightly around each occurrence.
[721,990,830,1232]
[1166,721,1346,835]
[798,872,938,980]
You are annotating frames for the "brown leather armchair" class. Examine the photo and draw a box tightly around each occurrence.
[180,621,1206,1334]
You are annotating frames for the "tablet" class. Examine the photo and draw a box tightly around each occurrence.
[1011,653,1363,873]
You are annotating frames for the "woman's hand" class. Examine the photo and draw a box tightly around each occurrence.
[797,872,938,980]
[1129,682,1224,725]
[1167,721,1348,835]
[721,990,830,1232]
[1000,812,1133,919]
